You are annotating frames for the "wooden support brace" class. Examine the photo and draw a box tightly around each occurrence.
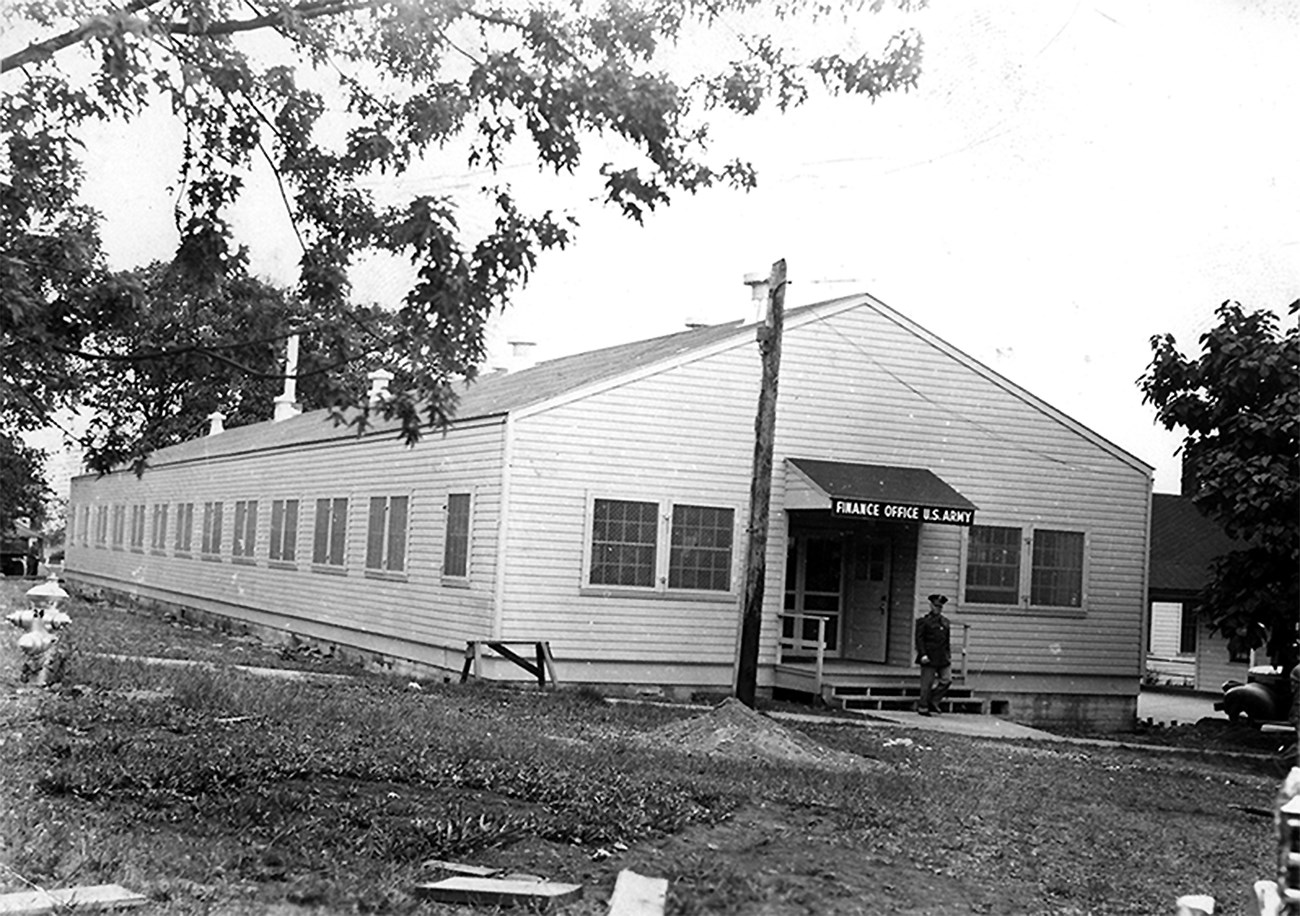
[459,641,557,688]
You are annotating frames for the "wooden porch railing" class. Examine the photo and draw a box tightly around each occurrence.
[776,616,973,692]
[776,613,828,695]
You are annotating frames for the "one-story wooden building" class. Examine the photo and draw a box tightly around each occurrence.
[64,293,1152,729]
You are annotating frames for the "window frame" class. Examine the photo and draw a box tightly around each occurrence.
[580,493,740,599]
[268,498,300,567]
[94,506,108,547]
[200,500,224,560]
[958,522,1090,615]
[151,503,169,554]
[129,503,146,553]
[111,504,125,550]
[366,494,411,578]
[311,496,350,572]
[174,502,194,556]
[232,499,258,564]
[441,491,473,585]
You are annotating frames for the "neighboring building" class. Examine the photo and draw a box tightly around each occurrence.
[1148,492,1250,692]
[63,293,1152,729]
[0,521,43,577]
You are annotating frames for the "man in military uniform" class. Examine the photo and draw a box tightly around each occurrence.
[914,593,952,716]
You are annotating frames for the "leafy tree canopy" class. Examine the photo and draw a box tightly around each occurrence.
[0,434,51,533]
[2,0,925,472]
[1139,300,1300,670]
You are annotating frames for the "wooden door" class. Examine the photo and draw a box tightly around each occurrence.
[843,535,891,663]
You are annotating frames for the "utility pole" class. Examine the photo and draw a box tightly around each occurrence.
[735,259,786,708]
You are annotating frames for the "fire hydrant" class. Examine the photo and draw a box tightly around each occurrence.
[7,573,71,686]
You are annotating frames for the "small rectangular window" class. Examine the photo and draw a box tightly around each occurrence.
[269,499,299,562]
[965,525,1022,604]
[95,506,108,546]
[668,504,734,591]
[590,498,658,588]
[111,505,125,549]
[151,504,168,551]
[1030,529,1084,608]
[129,504,146,552]
[366,495,409,573]
[232,500,258,560]
[201,501,223,556]
[174,503,194,554]
[312,497,348,567]
[443,493,471,578]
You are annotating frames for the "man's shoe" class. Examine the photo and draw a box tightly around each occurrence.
[916,707,931,717]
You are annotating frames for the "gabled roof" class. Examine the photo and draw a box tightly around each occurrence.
[84,291,1148,475]
[1149,493,1239,593]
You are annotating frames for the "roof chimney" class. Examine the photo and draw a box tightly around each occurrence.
[743,272,770,324]
[273,333,303,421]
[507,340,537,372]
[207,411,226,436]
[367,369,394,407]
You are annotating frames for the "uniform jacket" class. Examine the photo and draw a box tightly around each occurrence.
[914,611,952,667]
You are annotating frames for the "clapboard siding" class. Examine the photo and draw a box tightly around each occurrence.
[499,300,1148,679]
[64,294,1148,704]
[67,419,507,652]
[500,346,757,661]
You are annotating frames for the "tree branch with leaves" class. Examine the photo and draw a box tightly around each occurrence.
[2,0,925,474]
[1139,299,1300,671]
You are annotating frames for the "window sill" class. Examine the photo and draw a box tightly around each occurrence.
[365,569,408,583]
[268,560,297,571]
[201,555,223,563]
[311,564,348,576]
[150,549,167,557]
[232,557,257,566]
[957,604,1086,619]
[579,586,737,603]
[440,576,471,589]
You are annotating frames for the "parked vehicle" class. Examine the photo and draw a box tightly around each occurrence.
[1216,665,1294,726]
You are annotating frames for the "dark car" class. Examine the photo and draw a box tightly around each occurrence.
[1216,665,1294,726]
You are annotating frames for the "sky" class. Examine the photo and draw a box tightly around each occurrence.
[25,0,1300,495]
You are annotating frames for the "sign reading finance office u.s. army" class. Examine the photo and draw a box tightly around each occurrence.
[831,499,975,526]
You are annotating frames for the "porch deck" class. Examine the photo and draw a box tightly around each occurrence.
[774,659,995,715]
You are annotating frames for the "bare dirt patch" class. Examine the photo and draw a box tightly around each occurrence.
[635,697,885,773]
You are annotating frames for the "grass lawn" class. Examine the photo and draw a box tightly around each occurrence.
[0,579,1289,915]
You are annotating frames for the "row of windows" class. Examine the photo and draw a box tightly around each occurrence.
[71,495,472,579]
[70,497,1089,608]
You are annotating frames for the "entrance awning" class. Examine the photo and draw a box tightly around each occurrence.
[785,458,978,526]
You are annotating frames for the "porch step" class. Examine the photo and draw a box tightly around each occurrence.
[828,682,990,716]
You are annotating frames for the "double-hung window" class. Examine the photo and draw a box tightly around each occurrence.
[962,524,1087,610]
[129,504,146,552]
[111,505,125,549]
[269,499,299,564]
[312,497,348,569]
[586,496,736,594]
[151,504,168,553]
[94,506,108,547]
[174,503,194,554]
[201,501,223,557]
[232,500,258,562]
[366,495,409,574]
[442,493,471,580]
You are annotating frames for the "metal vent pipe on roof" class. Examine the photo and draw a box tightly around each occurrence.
[207,411,225,436]
[744,272,770,324]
